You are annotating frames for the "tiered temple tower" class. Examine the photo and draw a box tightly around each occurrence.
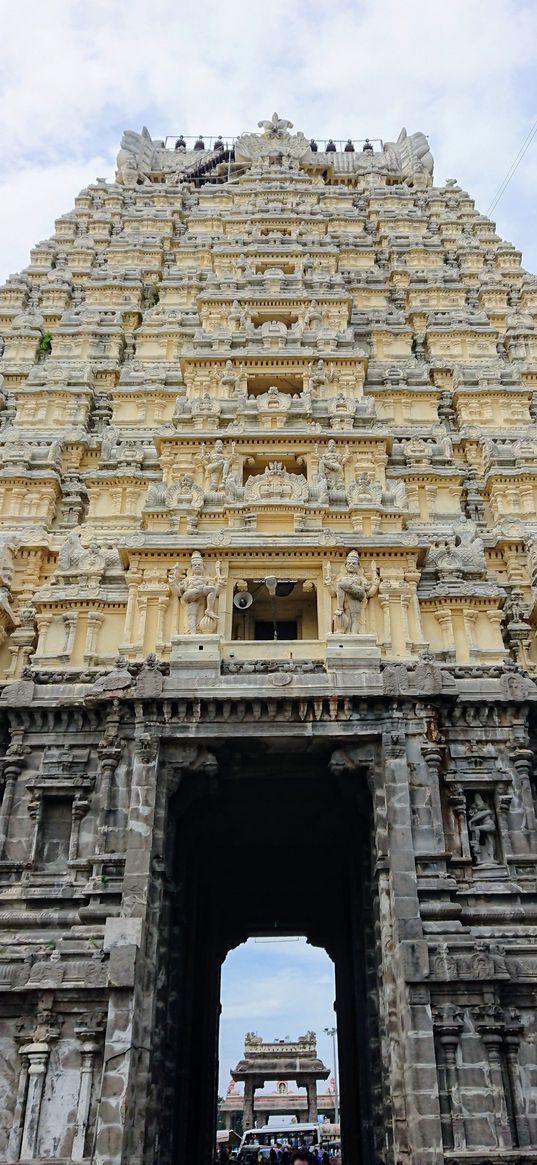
[1,113,537,1165]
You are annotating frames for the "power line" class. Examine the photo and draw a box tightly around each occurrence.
[487,119,537,216]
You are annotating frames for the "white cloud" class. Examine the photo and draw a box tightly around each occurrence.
[0,158,111,282]
[219,939,336,1093]
[1,0,537,280]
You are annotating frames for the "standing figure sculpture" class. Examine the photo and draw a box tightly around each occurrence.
[317,439,349,493]
[199,439,235,491]
[171,552,224,634]
[468,793,499,866]
[325,550,379,634]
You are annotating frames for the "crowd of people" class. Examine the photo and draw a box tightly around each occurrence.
[217,1147,339,1164]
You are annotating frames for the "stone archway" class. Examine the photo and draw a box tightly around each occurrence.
[148,737,380,1165]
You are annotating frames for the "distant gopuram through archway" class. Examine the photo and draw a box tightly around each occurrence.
[231,1032,330,1127]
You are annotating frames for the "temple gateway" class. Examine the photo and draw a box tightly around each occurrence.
[0,112,537,1165]
[229,1032,330,1127]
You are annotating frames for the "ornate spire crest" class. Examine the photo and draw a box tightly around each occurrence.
[257,112,294,137]
[235,111,310,164]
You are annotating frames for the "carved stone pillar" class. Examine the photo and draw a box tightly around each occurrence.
[474,1006,511,1148]
[462,606,478,655]
[27,790,42,866]
[155,592,169,653]
[0,737,28,858]
[60,611,78,660]
[69,792,90,862]
[379,731,443,1162]
[494,781,513,865]
[120,568,142,652]
[95,732,164,1165]
[6,1046,29,1160]
[72,1028,101,1161]
[378,587,391,647]
[243,1078,255,1130]
[306,1077,318,1122]
[135,593,148,652]
[405,568,427,647]
[446,783,470,860]
[434,608,454,656]
[503,1010,530,1148]
[424,483,438,520]
[95,731,122,855]
[434,1004,465,1150]
[487,608,505,654]
[511,744,537,849]
[84,611,104,663]
[34,613,53,657]
[19,1041,50,1159]
[420,736,448,857]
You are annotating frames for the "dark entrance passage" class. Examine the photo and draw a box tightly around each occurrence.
[151,740,379,1165]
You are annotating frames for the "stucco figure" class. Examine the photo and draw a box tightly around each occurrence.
[325,550,379,634]
[171,552,224,634]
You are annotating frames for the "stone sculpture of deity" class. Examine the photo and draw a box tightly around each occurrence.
[170,551,224,634]
[317,439,349,492]
[325,550,379,634]
[468,792,499,866]
[199,439,235,491]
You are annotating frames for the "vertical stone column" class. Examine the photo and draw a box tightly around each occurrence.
[0,735,27,857]
[400,584,411,651]
[495,781,513,865]
[60,611,78,660]
[474,1006,512,1149]
[69,792,89,862]
[19,1041,50,1159]
[95,732,161,1165]
[6,1047,29,1161]
[72,1030,101,1161]
[84,612,104,663]
[504,1011,530,1147]
[405,568,427,647]
[121,568,142,652]
[155,592,169,652]
[424,483,437,520]
[95,730,122,855]
[306,1078,318,1122]
[417,734,448,857]
[434,1004,466,1150]
[135,594,148,653]
[377,586,391,647]
[243,1079,255,1130]
[378,730,444,1165]
[511,745,537,851]
[34,613,52,658]
[435,609,454,656]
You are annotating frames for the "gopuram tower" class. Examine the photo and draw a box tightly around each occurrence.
[1,112,537,1165]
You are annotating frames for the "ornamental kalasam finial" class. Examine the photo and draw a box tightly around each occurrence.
[257,112,294,136]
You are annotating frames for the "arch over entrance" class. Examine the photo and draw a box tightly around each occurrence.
[150,739,379,1165]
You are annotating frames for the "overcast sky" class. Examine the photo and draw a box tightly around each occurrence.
[1,0,536,1096]
[1,0,537,284]
[219,939,336,1097]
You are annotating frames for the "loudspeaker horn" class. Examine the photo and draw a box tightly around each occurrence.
[233,591,253,610]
